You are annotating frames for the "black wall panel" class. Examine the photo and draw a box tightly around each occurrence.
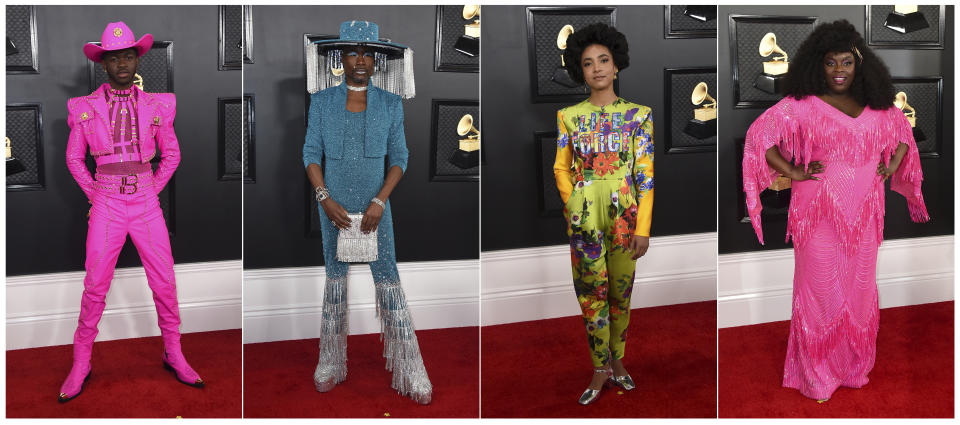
[481,5,718,252]
[243,5,479,269]
[5,6,242,275]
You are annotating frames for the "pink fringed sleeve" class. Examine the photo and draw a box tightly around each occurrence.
[884,108,930,222]
[741,100,805,244]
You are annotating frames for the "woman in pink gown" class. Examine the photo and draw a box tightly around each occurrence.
[742,20,929,401]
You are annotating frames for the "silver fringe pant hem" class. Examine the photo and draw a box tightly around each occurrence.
[314,276,348,392]
[378,280,433,405]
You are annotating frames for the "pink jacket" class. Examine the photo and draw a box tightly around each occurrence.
[66,83,180,201]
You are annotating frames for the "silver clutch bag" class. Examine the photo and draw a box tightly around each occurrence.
[337,213,378,262]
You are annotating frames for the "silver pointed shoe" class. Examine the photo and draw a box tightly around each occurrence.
[608,374,636,390]
[578,367,612,405]
[578,388,602,405]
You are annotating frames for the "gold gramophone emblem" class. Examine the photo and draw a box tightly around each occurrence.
[885,5,930,34]
[550,25,579,88]
[6,136,26,176]
[463,5,480,38]
[454,5,481,57]
[457,114,480,152]
[133,73,144,90]
[691,82,717,122]
[894,91,916,128]
[759,33,789,76]
[769,175,792,191]
[557,25,574,68]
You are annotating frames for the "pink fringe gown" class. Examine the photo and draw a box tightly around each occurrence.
[742,96,929,400]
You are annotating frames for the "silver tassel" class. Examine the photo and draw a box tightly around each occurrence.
[376,280,432,404]
[337,214,378,263]
[401,48,416,99]
[307,44,415,99]
[306,41,320,94]
[314,276,348,392]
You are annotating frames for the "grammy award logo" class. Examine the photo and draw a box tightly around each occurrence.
[133,73,144,90]
[755,32,790,94]
[884,5,930,34]
[683,82,717,139]
[454,5,480,57]
[449,113,480,169]
[6,136,26,176]
[894,91,927,142]
[551,24,579,88]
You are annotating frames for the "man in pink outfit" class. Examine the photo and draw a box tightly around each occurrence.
[58,21,203,403]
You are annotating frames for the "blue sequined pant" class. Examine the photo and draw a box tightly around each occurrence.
[314,200,432,404]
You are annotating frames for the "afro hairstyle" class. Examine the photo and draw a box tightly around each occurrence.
[783,19,895,110]
[562,23,629,85]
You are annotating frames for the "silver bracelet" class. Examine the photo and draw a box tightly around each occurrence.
[370,197,385,208]
[315,185,329,202]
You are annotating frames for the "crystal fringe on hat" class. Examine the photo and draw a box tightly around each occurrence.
[306,41,416,99]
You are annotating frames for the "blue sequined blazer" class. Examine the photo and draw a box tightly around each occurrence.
[302,81,409,172]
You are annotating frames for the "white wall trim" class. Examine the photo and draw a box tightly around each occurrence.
[718,235,954,328]
[6,260,242,350]
[480,232,718,326]
[242,259,480,344]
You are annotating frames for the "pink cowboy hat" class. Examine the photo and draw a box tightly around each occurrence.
[83,21,153,62]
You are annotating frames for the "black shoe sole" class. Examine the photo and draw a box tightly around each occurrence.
[58,371,91,403]
[163,360,205,388]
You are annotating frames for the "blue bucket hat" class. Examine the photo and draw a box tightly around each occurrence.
[313,21,408,59]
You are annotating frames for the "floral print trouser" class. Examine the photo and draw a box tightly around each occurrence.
[565,176,638,368]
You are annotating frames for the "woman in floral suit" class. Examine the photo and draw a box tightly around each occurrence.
[553,23,653,405]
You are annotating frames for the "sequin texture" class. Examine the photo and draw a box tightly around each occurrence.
[304,89,430,404]
[742,96,929,400]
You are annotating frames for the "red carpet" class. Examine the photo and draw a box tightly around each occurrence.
[243,326,479,418]
[7,329,242,418]
[719,301,954,418]
[481,301,717,418]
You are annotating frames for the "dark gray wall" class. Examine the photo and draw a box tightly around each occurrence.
[6,6,242,275]
[480,5,718,252]
[243,6,480,269]
[718,5,954,254]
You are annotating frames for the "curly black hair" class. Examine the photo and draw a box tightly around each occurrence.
[562,23,629,85]
[783,19,894,109]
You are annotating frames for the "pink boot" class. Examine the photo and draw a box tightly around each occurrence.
[162,346,204,387]
[58,362,92,403]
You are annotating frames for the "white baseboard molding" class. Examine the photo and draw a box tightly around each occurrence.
[242,259,480,344]
[6,260,242,350]
[718,235,954,328]
[480,232,718,326]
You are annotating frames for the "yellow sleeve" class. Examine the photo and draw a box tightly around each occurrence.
[633,110,654,236]
[553,110,574,204]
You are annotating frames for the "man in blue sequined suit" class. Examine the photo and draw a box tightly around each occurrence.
[301,21,431,405]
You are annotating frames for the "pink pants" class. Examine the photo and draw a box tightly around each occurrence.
[61,177,200,400]
[75,188,180,354]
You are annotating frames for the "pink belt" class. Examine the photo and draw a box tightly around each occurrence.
[93,171,154,196]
